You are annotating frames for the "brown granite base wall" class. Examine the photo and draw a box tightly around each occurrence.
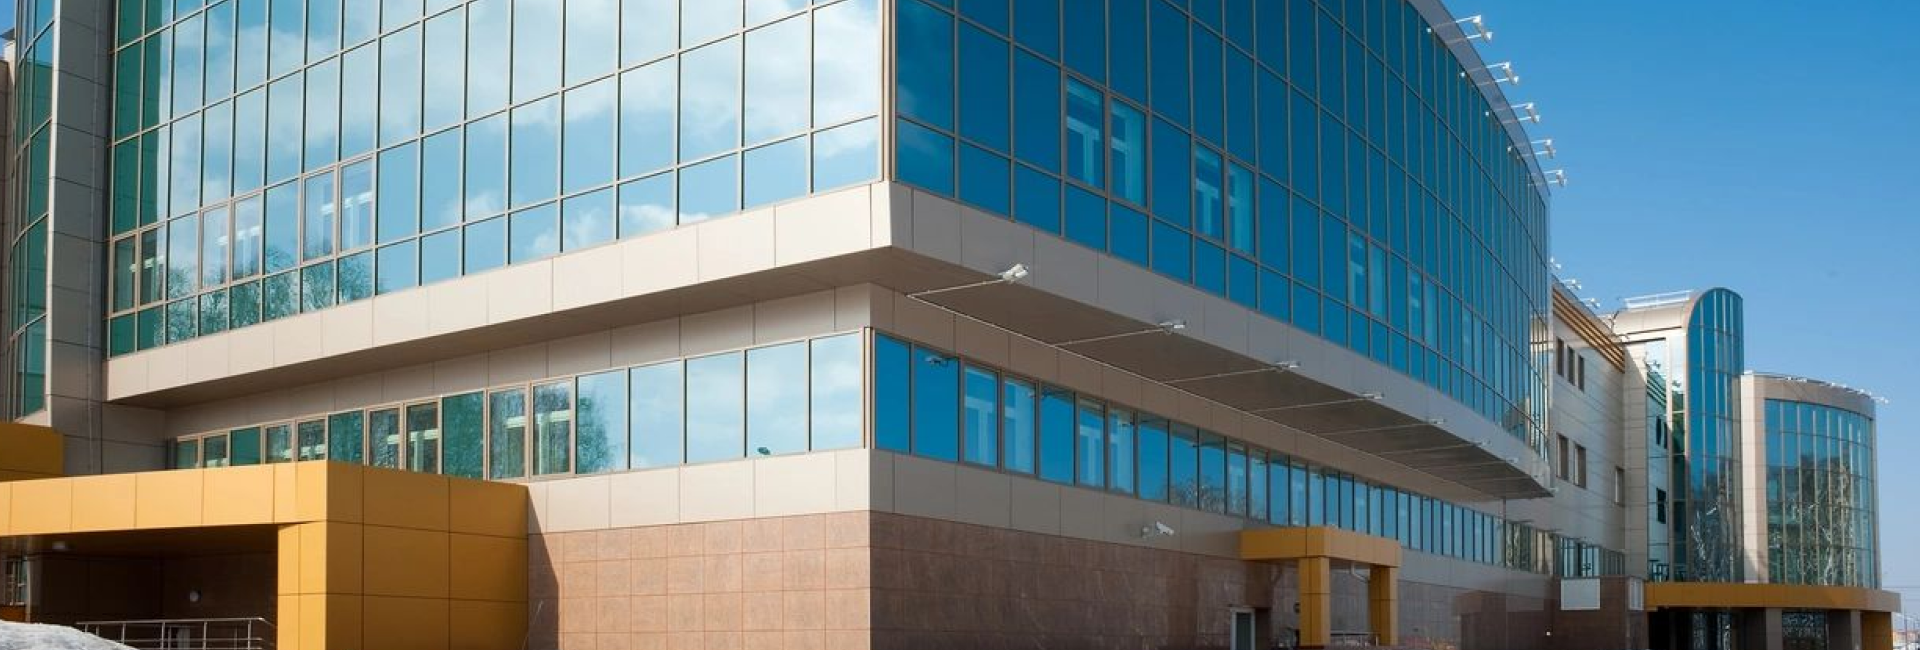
[1549,578,1649,650]
[528,511,873,650]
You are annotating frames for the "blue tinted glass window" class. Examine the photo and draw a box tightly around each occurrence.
[1257,179,1287,268]
[1075,398,1104,487]
[897,118,955,194]
[1169,425,1197,507]
[810,334,864,450]
[1107,409,1134,493]
[1151,218,1190,282]
[1108,0,1146,101]
[957,24,1010,152]
[513,0,562,101]
[1064,185,1104,250]
[897,0,955,129]
[1258,268,1288,320]
[233,90,267,193]
[957,144,1010,214]
[630,361,685,468]
[465,115,508,218]
[338,159,374,251]
[1194,146,1223,240]
[622,0,675,67]
[747,342,808,456]
[377,143,419,244]
[564,0,616,85]
[1110,100,1146,205]
[682,0,740,44]
[744,15,810,144]
[510,97,561,207]
[1228,254,1256,307]
[463,216,506,273]
[1287,1,1314,93]
[1199,433,1226,513]
[202,102,233,203]
[233,196,263,279]
[1136,417,1167,500]
[509,204,559,263]
[562,188,616,251]
[1194,240,1225,296]
[1109,203,1148,266]
[264,183,298,272]
[1257,70,1287,183]
[573,371,627,474]
[1038,385,1074,484]
[911,346,960,462]
[686,352,745,463]
[744,137,808,208]
[959,0,1006,33]
[1191,25,1222,145]
[1065,79,1104,189]
[265,75,302,182]
[874,334,911,452]
[1291,196,1319,285]
[1148,1,1188,125]
[379,26,422,146]
[301,172,335,261]
[376,241,418,295]
[680,37,742,161]
[1002,377,1036,473]
[337,252,373,303]
[423,10,465,132]
[421,130,462,231]
[1013,51,1061,171]
[420,229,460,284]
[679,155,738,223]
[620,60,676,178]
[563,78,618,194]
[619,173,677,238]
[1013,0,1058,56]
[1063,0,1104,81]
[962,365,997,466]
[1151,118,1189,226]
[300,261,334,312]
[467,0,510,115]
[813,0,880,126]
[1290,90,1318,202]
[1227,163,1254,253]
[813,118,879,191]
[1012,165,1060,234]
[1225,48,1255,162]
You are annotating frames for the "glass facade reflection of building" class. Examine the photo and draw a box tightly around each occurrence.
[99,0,882,363]
[892,0,1555,451]
[1674,288,1744,582]
[1760,387,1878,588]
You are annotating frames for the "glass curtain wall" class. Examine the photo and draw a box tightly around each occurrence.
[105,0,882,356]
[892,0,1554,450]
[1764,399,1877,588]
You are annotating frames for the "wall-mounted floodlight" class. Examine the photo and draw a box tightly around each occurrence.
[1140,521,1177,538]
[1489,102,1541,125]
[1056,317,1189,347]
[1544,169,1569,188]
[1512,138,1556,159]
[1164,360,1302,385]
[1431,15,1493,44]
[1462,62,1519,86]
[1251,392,1384,414]
[1561,278,1583,292]
[907,263,1033,298]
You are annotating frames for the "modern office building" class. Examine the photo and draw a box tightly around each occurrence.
[0,1,1894,650]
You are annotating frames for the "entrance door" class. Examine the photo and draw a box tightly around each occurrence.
[1231,608,1257,650]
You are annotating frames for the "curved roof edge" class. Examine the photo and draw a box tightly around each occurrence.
[1407,0,1552,202]
[1746,371,1882,413]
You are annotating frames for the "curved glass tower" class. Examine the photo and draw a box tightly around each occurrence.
[1749,373,1878,588]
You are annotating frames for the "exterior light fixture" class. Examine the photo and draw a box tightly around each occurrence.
[1056,318,1189,347]
[1251,392,1385,414]
[1490,102,1542,125]
[1544,169,1569,188]
[1432,15,1492,44]
[1512,139,1556,159]
[1140,522,1177,538]
[907,262,1033,299]
[1462,61,1519,85]
[1163,360,1302,385]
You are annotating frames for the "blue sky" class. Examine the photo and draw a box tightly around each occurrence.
[1486,0,1920,603]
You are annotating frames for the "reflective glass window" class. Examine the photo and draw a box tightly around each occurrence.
[1152,117,1189,225]
[623,0,675,67]
[510,96,561,207]
[421,130,462,231]
[680,37,742,161]
[957,23,1009,152]
[1169,425,1197,507]
[509,204,559,263]
[897,118,955,194]
[1012,51,1060,171]
[1065,79,1104,188]
[911,346,960,462]
[377,241,418,295]
[1039,385,1074,484]
[565,0,618,85]
[423,10,466,132]
[746,342,808,456]
[1075,398,1104,487]
[564,78,618,193]
[686,352,745,463]
[1108,408,1134,494]
[896,0,953,128]
[813,118,879,191]
[874,334,910,452]
[513,0,562,101]
[744,16,809,144]
[618,173,677,238]
[620,60,677,178]
[467,0,510,114]
[575,370,629,474]
[488,389,526,478]
[813,0,879,126]
[442,392,485,478]
[809,334,863,450]
[962,365,997,466]
[679,155,738,223]
[466,115,509,218]
[303,59,340,170]
[1148,0,1187,124]
[744,137,808,208]
[562,188,616,252]
[406,403,439,473]
[631,361,685,468]
[340,158,375,249]
[231,427,263,466]
[532,381,573,475]
[301,172,335,261]
[682,0,740,45]
[464,215,507,273]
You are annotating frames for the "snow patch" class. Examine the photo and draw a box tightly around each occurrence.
[0,620,134,650]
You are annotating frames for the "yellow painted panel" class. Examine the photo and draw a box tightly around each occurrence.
[0,423,64,477]
[1864,611,1893,650]
[448,479,527,537]
[69,474,138,532]
[203,465,276,525]
[278,595,302,650]
[0,483,12,535]
[278,525,304,596]
[273,464,301,522]
[1645,582,1900,612]
[448,534,528,603]
[9,479,72,535]
[295,462,364,524]
[134,470,205,529]
[362,525,451,598]
[1299,556,1331,595]
[361,467,449,531]
[449,600,528,650]
[301,593,364,650]
[297,522,364,595]
[363,596,450,650]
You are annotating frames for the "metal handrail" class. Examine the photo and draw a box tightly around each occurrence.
[75,617,275,650]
